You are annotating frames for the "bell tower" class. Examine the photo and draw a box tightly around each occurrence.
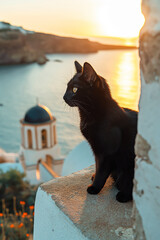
[19,104,63,184]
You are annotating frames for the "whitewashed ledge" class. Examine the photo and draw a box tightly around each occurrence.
[34,165,134,240]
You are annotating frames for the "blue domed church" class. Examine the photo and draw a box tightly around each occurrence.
[19,104,63,184]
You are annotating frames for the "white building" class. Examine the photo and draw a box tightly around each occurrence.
[62,141,94,176]
[19,104,64,184]
[0,148,18,163]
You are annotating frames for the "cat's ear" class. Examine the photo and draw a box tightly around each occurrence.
[74,61,82,73]
[82,62,97,85]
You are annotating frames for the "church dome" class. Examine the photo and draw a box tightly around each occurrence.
[24,104,53,124]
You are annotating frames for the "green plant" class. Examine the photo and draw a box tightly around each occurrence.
[0,169,38,213]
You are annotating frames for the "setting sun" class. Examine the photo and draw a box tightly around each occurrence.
[0,0,145,39]
[96,0,145,38]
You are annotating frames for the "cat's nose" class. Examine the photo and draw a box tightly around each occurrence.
[63,93,67,102]
[63,92,72,105]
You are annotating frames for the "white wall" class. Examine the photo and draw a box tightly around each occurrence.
[133,0,160,239]
[34,187,88,240]
[39,164,55,182]
[21,144,61,166]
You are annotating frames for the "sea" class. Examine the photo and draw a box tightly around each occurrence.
[0,38,140,157]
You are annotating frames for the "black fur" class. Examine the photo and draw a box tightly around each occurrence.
[63,61,137,202]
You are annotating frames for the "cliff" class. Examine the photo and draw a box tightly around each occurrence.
[0,22,137,65]
[0,23,47,65]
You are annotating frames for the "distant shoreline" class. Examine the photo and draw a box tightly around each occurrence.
[0,22,137,65]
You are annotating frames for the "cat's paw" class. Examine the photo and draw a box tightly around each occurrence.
[91,173,95,182]
[87,185,100,194]
[116,191,133,203]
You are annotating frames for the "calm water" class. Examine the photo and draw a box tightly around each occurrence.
[0,50,140,156]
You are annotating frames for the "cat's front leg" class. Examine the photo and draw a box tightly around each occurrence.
[87,156,111,194]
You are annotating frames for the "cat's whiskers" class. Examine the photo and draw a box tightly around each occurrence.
[73,99,90,108]
[72,100,90,116]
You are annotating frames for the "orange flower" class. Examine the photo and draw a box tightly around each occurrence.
[0,223,3,227]
[18,223,24,228]
[29,205,34,210]
[26,233,30,237]
[0,213,3,217]
[16,212,19,216]
[22,212,28,218]
[10,224,15,228]
[20,201,25,205]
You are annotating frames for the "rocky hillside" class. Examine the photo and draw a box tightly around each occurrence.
[0,22,137,65]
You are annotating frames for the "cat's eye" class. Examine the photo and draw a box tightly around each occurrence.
[73,87,78,93]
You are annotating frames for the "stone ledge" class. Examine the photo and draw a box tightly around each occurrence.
[34,166,133,240]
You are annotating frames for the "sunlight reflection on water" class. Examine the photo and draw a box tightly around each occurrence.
[112,51,140,110]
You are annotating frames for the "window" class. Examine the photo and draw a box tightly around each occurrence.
[21,127,24,147]
[28,129,32,149]
[41,129,47,148]
[53,125,57,145]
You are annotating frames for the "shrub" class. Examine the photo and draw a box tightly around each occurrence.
[0,169,38,213]
[0,169,39,239]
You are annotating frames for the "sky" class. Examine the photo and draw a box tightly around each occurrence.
[0,0,145,38]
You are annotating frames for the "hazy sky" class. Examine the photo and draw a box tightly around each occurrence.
[0,0,144,38]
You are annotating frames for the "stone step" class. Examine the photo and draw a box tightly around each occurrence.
[34,165,133,240]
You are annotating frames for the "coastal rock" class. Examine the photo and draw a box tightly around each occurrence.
[37,55,48,65]
[0,27,47,65]
[0,22,137,65]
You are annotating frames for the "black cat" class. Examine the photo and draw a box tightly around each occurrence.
[63,61,137,202]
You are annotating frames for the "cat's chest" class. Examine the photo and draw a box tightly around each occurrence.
[80,120,97,141]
